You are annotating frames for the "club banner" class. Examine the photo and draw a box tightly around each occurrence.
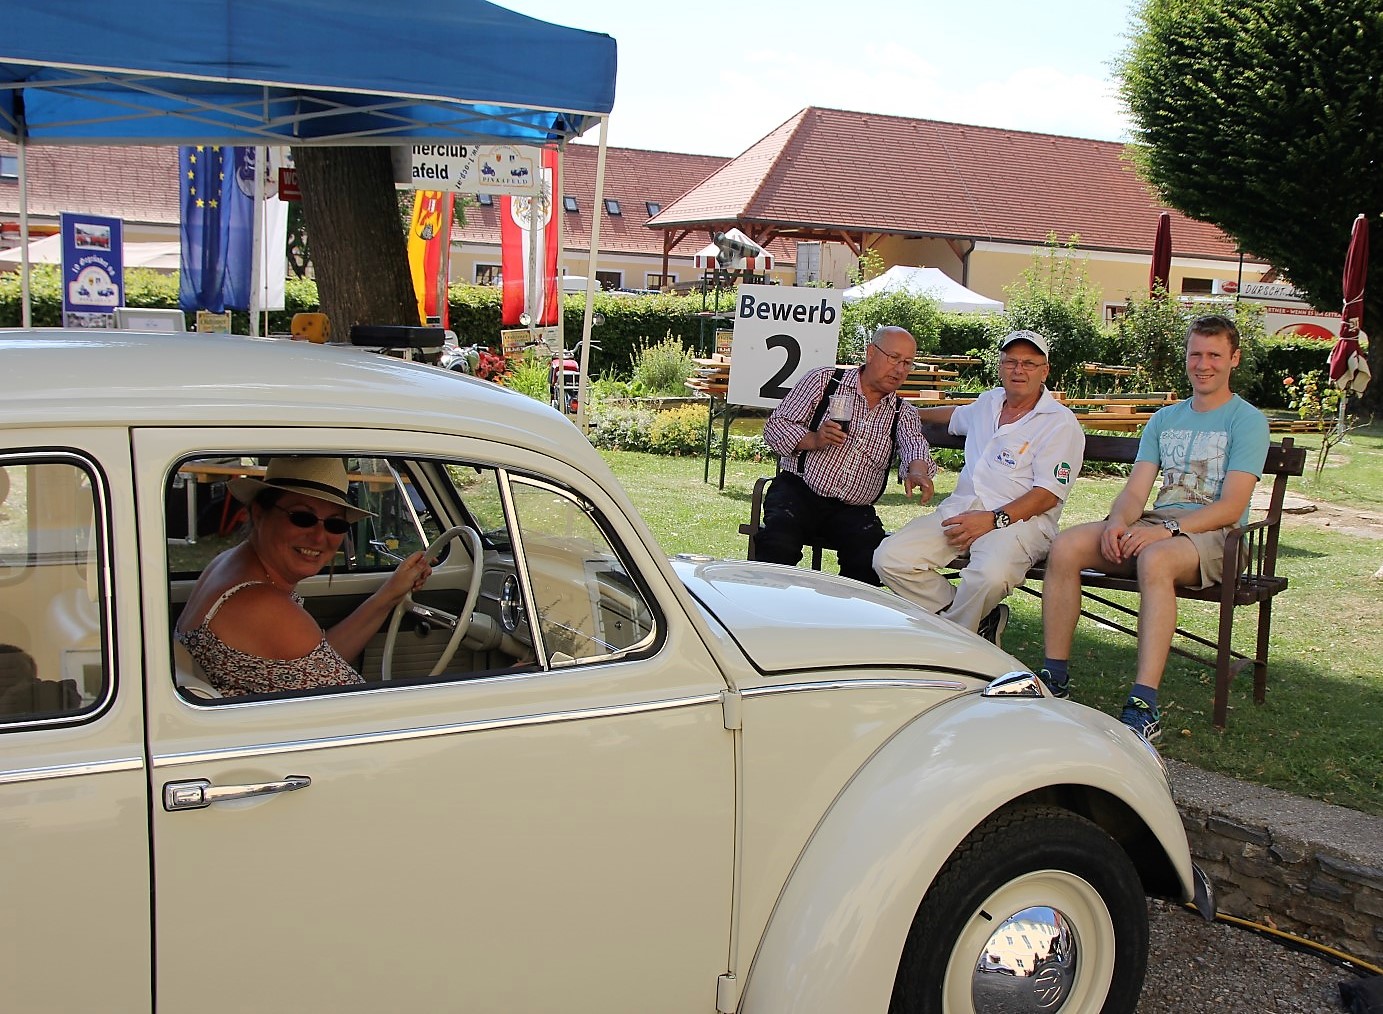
[60,211,123,328]
[500,147,559,327]
[179,145,254,312]
[407,190,453,327]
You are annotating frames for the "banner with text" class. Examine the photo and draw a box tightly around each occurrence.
[500,148,559,327]
[727,285,843,409]
[61,212,124,328]
[409,144,541,196]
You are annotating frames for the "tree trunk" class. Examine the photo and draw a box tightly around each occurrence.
[292,146,417,337]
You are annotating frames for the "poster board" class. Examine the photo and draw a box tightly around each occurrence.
[726,285,843,409]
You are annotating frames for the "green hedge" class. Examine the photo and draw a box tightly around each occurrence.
[0,269,1340,407]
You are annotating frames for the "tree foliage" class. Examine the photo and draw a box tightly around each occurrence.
[1119,0,1383,411]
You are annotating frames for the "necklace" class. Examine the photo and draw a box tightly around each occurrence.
[246,544,289,593]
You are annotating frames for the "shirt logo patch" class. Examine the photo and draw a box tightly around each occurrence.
[1054,461,1071,485]
[997,449,1018,468]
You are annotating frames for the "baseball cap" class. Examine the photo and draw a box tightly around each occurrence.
[998,330,1050,359]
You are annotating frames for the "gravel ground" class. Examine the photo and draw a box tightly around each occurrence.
[1138,898,1360,1013]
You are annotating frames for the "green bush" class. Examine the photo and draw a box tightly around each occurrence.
[1002,235,1106,391]
[588,402,658,452]
[630,333,696,396]
[500,352,552,402]
[840,290,944,361]
[647,403,709,455]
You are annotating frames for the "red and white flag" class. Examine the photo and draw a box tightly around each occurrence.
[407,190,453,328]
[501,147,559,326]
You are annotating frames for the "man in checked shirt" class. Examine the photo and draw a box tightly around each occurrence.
[758,325,937,585]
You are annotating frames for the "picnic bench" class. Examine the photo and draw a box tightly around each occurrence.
[739,424,1307,729]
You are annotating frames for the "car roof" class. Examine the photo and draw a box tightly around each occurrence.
[1,329,585,457]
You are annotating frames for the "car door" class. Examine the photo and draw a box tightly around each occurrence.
[0,439,151,1011]
[135,427,735,1013]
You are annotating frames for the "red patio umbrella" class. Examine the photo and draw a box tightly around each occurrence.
[1328,213,1371,397]
[1149,212,1172,298]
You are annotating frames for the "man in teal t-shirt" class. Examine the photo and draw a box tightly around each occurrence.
[1038,314,1270,740]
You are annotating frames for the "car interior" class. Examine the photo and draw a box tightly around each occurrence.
[164,453,661,703]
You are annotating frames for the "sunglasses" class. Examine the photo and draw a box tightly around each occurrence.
[274,504,351,535]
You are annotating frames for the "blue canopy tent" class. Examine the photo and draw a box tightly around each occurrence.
[1,0,617,423]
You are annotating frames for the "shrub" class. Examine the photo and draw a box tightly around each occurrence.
[840,290,943,360]
[647,403,709,455]
[630,333,696,396]
[1002,234,1106,391]
[588,402,657,452]
[500,352,551,402]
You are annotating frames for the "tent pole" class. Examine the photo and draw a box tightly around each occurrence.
[249,146,264,336]
[555,142,565,355]
[18,137,30,327]
[576,116,608,434]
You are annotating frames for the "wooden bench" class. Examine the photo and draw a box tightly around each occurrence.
[740,424,1308,729]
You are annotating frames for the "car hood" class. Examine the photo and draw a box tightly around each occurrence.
[671,557,1018,677]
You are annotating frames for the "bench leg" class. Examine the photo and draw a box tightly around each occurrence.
[1253,598,1272,706]
[1212,598,1236,730]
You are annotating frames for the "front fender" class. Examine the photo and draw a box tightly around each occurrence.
[739,695,1191,1014]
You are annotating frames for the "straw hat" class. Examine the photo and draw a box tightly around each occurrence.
[227,457,373,521]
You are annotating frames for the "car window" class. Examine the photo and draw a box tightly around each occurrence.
[0,454,108,725]
[168,453,659,701]
[506,475,656,665]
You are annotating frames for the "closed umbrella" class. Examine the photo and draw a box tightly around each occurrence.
[1328,213,1371,400]
[1149,212,1172,298]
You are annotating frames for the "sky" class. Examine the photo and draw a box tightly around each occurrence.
[505,0,1142,157]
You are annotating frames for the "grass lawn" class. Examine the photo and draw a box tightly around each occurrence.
[600,420,1383,816]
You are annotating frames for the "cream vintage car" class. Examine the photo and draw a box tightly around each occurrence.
[2,330,1209,1014]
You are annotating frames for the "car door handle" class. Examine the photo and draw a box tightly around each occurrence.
[162,775,312,811]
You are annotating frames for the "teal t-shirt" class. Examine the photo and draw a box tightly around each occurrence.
[1136,395,1270,526]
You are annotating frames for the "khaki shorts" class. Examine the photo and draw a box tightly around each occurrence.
[1133,507,1231,589]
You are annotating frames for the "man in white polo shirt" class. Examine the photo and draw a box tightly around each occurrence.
[873,330,1085,646]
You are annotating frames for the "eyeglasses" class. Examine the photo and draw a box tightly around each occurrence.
[870,343,913,367]
[1000,357,1047,372]
[274,504,351,535]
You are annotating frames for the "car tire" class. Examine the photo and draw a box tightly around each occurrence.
[890,804,1148,1014]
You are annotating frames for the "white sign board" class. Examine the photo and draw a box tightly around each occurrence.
[727,285,843,409]
[409,144,540,196]
[1214,279,1340,340]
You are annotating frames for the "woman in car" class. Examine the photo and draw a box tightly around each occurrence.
[175,456,431,696]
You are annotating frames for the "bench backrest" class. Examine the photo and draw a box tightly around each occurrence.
[919,423,1307,478]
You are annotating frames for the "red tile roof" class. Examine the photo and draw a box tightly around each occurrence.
[0,141,180,227]
[650,107,1241,260]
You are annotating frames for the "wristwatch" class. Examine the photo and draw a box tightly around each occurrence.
[1161,518,1182,536]
[992,509,1012,529]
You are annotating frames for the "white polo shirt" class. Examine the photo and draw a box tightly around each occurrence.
[946,387,1085,540]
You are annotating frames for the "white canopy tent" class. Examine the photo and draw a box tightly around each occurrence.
[0,234,181,272]
[842,265,1003,313]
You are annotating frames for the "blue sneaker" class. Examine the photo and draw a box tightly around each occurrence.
[1120,696,1162,742]
[1038,668,1070,700]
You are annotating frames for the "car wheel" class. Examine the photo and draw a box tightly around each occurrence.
[890,804,1148,1014]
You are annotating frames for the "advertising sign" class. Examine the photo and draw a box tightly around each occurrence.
[727,285,843,409]
[409,144,541,196]
[1214,279,1340,340]
[60,212,123,328]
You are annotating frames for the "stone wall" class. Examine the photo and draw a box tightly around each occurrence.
[1169,759,1383,968]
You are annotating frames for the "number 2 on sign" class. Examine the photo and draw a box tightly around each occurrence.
[757,334,801,401]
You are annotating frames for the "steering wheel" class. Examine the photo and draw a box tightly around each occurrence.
[380,525,484,681]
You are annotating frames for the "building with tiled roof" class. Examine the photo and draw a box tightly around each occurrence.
[3,110,1268,311]
[650,107,1265,313]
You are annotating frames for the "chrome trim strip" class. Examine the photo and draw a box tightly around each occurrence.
[741,678,967,698]
[153,692,723,767]
[0,756,143,785]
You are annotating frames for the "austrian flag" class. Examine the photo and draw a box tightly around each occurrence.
[500,147,559,326]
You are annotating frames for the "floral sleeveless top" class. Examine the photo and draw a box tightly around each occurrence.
[177,581,363,697]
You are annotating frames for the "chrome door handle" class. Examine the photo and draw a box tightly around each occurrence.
[163,775,311,811]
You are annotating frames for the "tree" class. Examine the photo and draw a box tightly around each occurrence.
[291,146,418,334]
[1119,0,1383,413]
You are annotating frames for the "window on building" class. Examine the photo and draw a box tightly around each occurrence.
[604,199,621,216]
[595,270,622,290]
[563,196,579,213]
[475,193,493,207]
[0,155,18,180]
[646,273,675,289]
[475,264,501,286]
[1181,277,1213,295]
[645,201,660,217]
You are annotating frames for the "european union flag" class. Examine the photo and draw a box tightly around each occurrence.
[178,145,254,312]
